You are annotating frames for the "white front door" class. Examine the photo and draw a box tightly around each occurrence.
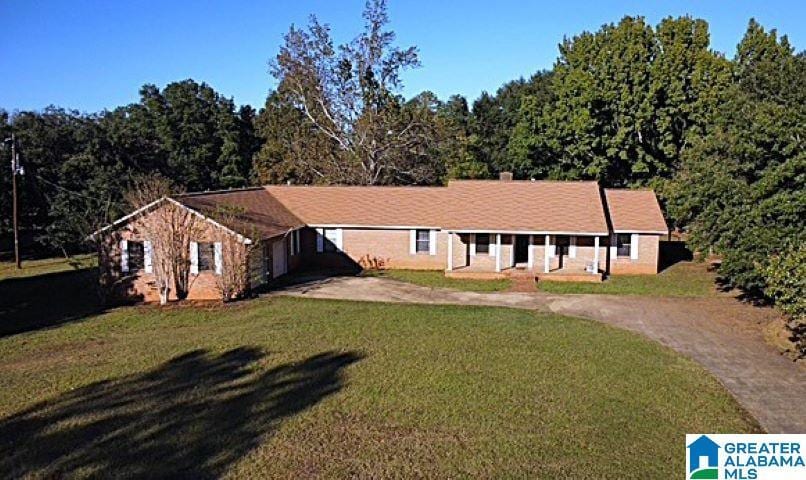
[272,239,287,278]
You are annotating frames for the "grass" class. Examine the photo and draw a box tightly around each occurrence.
[0,291,759,477]
[538,261,717,297]
[0,254,95,280]
[362,268,512,292]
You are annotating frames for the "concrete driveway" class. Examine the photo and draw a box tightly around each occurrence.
[274,275,806,433]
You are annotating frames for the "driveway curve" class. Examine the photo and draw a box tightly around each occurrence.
[274,275,806,433]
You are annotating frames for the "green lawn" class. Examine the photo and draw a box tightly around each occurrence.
[0,254,95,280]
[362,268,512,292]
[0,291,759,477]
[538,262,717,297]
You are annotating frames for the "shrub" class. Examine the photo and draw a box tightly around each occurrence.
[763,243,806,358]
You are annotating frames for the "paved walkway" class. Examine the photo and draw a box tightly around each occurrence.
[274,275,806,433]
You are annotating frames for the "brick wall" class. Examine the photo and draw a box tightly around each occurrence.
[98,203,259,303]
[608,234,660,274]
[301,227,449,271]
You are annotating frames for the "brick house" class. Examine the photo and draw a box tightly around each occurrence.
[93,175,668,302]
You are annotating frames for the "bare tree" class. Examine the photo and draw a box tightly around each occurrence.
[124,175,203,304]
[271,0,441,185]
[207,206,261,302]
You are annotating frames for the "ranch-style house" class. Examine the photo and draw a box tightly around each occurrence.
[93,174,669,302]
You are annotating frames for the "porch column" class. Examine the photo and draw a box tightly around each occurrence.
[527,234,534,269]
[544,234,550,273]
[593,236,600,275]
[447,231,453,271]
[495,234,502,272]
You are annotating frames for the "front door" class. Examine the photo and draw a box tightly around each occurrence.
[272,239,287,278]
[514,235,530,264]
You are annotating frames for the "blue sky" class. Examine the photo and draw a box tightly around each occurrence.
[1,0,803,113]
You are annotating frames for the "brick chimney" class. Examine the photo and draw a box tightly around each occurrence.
[499,171,513,182]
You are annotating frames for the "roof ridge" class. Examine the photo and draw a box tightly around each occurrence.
[263,184,446,190]
[176,186,266,197]
[447,179,600,184]
[604,187,657,193]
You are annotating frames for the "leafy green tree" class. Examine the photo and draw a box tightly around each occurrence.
[437,95,489,180]
[469,71,552,178]
[666,19,805,307]
[510,16,730,186]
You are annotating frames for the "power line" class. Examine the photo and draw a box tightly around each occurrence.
[32,173,127,207]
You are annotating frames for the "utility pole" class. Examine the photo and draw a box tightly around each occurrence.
[6,133,22,269]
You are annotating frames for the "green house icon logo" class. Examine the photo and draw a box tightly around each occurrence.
[687,435,720,479]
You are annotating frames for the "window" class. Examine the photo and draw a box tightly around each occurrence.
[476,233,490,254]
[616,234,631,258]
[290,230,301,255]
[127,241,144,272]
[197,242,216,271]
[323,228,339,252]
[577,236,595,247]
[415,229,430,253]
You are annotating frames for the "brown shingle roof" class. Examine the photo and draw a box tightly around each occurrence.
[441,180,609,233]
[265,181,610,234]
[177,188,304,240]
[264,185,447,227]
[604,189,668,234]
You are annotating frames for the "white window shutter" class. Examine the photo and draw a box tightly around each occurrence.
[120,239,129,273]
[470,233,476,256]
[335,228,343,250]
[316,228,324,252]
[610,234,618,259]
[214,242,223,274]
[569,236,577,259]
[630,234,640,260]
[490,239,496,257]
[409,230,416,254]
[429,230,437,255]
[190,241,199,274]
[144,240,153,273]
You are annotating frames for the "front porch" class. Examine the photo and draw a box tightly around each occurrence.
[445,264,604,282]
[445,231,606,282]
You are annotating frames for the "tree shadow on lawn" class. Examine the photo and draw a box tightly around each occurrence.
[0,347,362,479]
[0,267,108,338]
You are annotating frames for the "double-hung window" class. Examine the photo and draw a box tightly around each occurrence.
[127,241,144,272]
[197,242,216,271]
[290,230,301,255]
[415,229,430,253]
[475,233,490,255]
[616,234,631,258]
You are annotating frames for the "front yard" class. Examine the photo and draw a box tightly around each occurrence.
[537,261,718,297]
[362,268,512,292]
[362,261,717,297]
[0,264,759,477]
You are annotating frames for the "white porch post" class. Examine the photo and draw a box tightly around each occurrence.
[544,234,550,273]
[447,231,453,271]
[527,234,534,270]
[495,234,502,272]
[593,236,600,275]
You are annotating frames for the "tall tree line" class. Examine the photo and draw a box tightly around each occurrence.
[1,80,258,254]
